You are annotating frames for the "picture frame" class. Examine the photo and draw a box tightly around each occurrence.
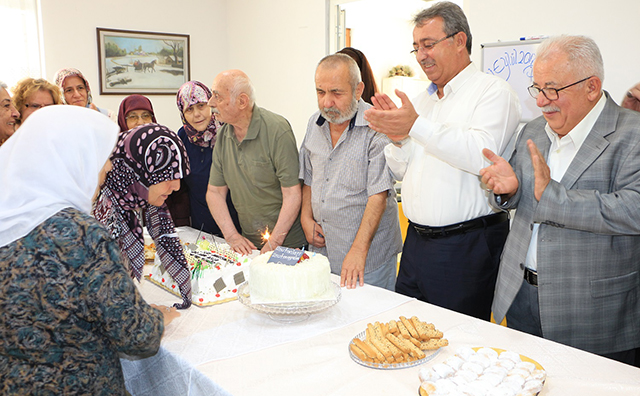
[96,28,190,95]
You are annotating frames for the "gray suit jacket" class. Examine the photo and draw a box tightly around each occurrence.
[492,93,640,354]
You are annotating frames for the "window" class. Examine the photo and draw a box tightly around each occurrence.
[0,0,43,88]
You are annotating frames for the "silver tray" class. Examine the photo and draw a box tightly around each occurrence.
[349,330,441,370]
[237,281,341,322]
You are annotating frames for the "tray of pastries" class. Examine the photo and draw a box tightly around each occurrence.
[349,316,448,370]
[418,346,546,396]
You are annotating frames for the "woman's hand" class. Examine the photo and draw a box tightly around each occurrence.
[150,304,181,326]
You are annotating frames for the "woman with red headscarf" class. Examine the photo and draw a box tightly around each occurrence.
[117,94,157,132]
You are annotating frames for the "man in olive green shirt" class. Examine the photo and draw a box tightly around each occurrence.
[206,69,305,255]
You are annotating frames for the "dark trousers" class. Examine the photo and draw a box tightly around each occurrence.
[506,279,544,336]
[395,219,509,321]
[508,278,640,368]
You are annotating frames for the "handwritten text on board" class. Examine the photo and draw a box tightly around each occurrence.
[486,49,535,81]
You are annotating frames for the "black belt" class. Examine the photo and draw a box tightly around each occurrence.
[524,267,538,287]
[410,212,509,239]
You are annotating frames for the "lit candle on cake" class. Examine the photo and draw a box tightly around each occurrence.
[262,227,273,251]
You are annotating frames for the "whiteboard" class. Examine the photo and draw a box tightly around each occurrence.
[481,40,544,122]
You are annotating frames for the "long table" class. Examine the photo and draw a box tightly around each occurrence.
[122,267,640,396]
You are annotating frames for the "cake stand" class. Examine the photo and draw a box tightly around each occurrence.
[237,281,341,323]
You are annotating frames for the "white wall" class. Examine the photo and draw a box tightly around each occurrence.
[337,0,640,106]
[467,0,640,104]
[40,0,228,131]
[342,0,428,91]
[36,0,640,141]
[39,0,325,144]
[226,0,327,145]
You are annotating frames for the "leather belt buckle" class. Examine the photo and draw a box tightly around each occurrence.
[524,267,538,287]
[412,224,446,239]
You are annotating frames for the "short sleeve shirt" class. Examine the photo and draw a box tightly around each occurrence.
[299,99,403,274]
[209,105,305,248]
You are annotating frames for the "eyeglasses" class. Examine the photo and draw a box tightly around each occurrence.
[125,113,153,122]
[24,103,52,110]
[410,32,459,55]
[527,76,593,101]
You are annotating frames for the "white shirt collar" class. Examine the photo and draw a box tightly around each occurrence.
[427,62,477,98]
[544,93,607,148]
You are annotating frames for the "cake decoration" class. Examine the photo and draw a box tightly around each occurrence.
[146,236,252,306]
[267,246,304,266]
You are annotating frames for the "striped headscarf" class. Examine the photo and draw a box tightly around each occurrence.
[176,81,217,148]
[93,123,192,309]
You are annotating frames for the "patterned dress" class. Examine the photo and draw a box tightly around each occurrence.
[0,208,163,395]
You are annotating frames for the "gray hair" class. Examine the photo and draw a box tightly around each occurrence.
[317,53,362,93]
[413,1,472,55]
[0,80,7,89]
[229,74,256,107]
[536,35,604,83]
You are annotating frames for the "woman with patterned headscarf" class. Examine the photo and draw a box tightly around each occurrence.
[53,67,117,122]
[167,80,241,236]
[93,123,193,309]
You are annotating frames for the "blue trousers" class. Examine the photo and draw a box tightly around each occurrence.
[395,220,508,320]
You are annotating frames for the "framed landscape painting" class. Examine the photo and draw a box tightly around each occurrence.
[97,28,190,95]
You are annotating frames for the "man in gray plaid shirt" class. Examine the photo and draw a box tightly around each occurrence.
[299,54,402,291]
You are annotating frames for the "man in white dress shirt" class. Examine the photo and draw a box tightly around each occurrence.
[364,1,521,320]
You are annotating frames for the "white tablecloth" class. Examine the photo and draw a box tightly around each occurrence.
[141,274,410,366]
[123,233,640,396]
[121,347,233,396]
[123,272,412,395]
[194,300,640,396]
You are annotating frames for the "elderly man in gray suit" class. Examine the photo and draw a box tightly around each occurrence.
[480,35,640,366]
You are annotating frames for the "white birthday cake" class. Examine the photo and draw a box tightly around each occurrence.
[147,237,251,306]
[249,250,334,303]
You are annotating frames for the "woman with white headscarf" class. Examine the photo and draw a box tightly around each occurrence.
[0,106,173,395]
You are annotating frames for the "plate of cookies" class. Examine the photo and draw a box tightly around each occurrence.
[348,316,448,370]
[417,346,546,396]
